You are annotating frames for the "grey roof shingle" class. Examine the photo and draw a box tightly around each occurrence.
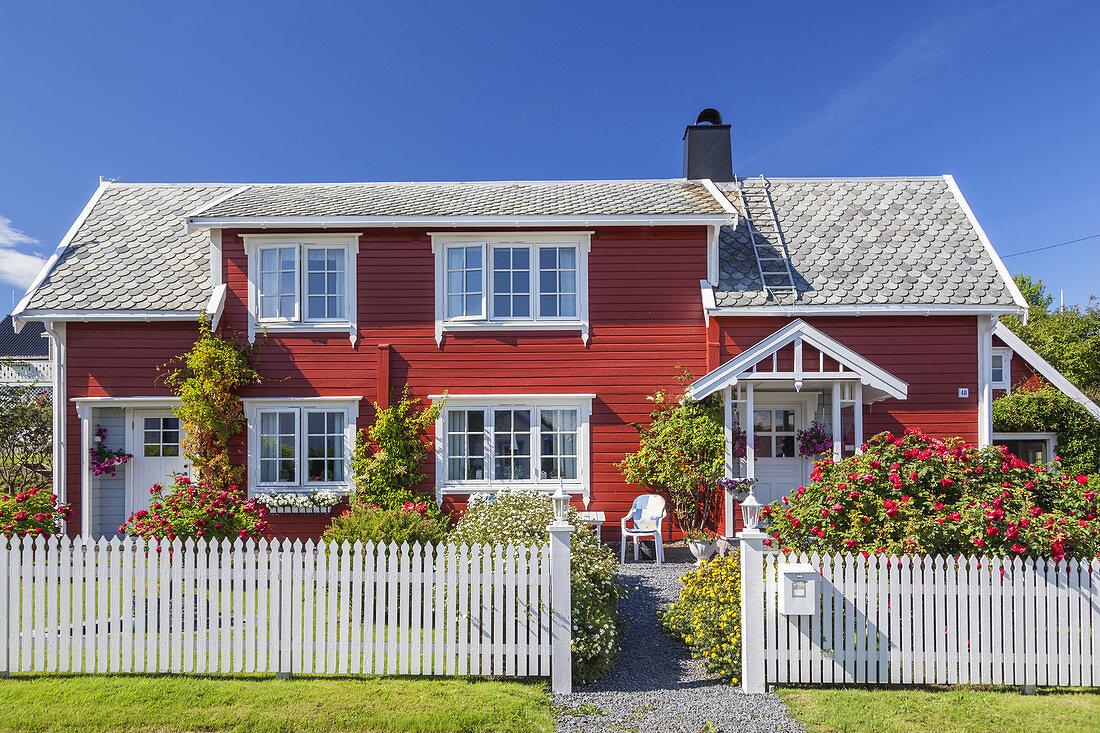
[26,184,238,312]
[713,177,1018,308]
[191,180,727,219]
[0,318,47,358]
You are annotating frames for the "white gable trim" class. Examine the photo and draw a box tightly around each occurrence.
[688,319,908,401]
[993,322,1100,422]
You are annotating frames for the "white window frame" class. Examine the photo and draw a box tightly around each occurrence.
[430,232,591,345]
[244,398,359,494]
[243,234,359,344]
[992,347,1012,391]
[432,394,594,505]
[992,431,1057,463]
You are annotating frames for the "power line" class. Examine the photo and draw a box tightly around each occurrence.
[1001,232,1100,258]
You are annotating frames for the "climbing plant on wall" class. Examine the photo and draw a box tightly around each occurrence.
[162,321,259,490]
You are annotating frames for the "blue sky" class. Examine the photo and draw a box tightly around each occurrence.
[1,0,1098,312]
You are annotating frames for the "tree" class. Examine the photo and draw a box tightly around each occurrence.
[1002,274,1100,397]
[617,387,724,531]
[0,384,51,493]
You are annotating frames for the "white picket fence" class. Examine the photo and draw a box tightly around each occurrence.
[740,538,1100,690]
[0,534,572,688]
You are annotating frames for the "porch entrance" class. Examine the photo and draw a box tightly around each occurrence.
[129,410,188,516]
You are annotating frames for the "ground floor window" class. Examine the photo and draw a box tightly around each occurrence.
[436,396,591,495]
[993,432,1057,465]
[245,400,358,492]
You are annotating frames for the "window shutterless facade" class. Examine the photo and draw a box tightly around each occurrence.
[243,234,359,343]
[430,232,591,344]
[433,395,593,503]
[244,399,358,493]
[992,347,1012,391]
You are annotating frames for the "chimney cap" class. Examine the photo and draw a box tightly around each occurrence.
[695,108,724,126]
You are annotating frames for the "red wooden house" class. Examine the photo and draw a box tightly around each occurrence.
[16,109,1083,541]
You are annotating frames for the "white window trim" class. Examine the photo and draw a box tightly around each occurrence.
[432,394,593,506]
[430,232,591,346]
[992,431,1058,463]
[244,398,359,495]
[243,233,359,345]
[992,347,1012,392]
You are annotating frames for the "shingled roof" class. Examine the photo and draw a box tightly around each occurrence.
[189,179,728,220]
[24,183,238,313]
[712,176,1019,309]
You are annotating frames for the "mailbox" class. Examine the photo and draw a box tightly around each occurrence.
[778,563,818,616]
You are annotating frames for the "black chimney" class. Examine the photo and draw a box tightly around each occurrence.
[683,108,732,181]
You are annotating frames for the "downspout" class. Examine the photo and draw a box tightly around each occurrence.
[977,315,996,447]
[43,322,67,534]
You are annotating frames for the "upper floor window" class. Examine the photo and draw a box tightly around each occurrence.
[243,234,358,343]
[431,233,591,345]
[992,347,1012,391]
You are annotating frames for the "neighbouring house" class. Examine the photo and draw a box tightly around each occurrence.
[990,322,1100,465]
[11,109,1092,541]
[0,316,51,395]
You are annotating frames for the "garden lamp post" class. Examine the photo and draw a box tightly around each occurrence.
[737,487,768,695]
[548,481,573,694]
[551,483,570,524]
[739,489,764,532]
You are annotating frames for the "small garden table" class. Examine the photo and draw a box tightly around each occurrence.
[575,510,607,540]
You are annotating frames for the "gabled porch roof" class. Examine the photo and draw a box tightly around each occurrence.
[687,319,908,402]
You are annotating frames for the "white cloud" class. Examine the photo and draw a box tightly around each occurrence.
[0,216,46,289]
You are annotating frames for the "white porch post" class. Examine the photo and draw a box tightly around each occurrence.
[854,382,864,454]
[723,386,735,537]
[977,315,996,447]
[44,323,66,533]
[745,382,755,481]
[77,404,92,537]
[831,381,842,461]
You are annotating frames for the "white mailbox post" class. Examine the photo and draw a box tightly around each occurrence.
[778,563,818,616]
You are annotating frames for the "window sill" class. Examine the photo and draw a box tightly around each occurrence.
[438,483,585,495]
[437,320,589,345]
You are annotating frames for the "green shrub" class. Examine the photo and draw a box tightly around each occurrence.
[764,429,1100,561]
[660,553,741,682]
[322,499,450,547]
[0,487,70,538]
[352,387,443,510]
[0,385,51,494]
[450,489,625,685]
[120,475,268,541]
[993,386,1100,477]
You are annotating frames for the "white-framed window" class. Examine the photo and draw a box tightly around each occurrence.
[434,395,593,500]
[993,432,1057,465]
[992,347,1012,391]
[243,234,359,343]
[430,232,591,344]
[245,399,358,493]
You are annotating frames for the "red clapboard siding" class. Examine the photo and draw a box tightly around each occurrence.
[717,316,980,442]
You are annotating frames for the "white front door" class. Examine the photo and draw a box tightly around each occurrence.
[130,410,189,515]
[752,404,805,508]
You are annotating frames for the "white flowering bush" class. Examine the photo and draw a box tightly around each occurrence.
[450,489,624,684]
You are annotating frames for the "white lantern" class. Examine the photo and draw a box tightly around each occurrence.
[552,485,570,523]
[739,490,763,531]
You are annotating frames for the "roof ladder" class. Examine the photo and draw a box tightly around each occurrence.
[737,175,798,303]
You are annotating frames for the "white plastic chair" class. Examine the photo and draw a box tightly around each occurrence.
[620,494,666,564]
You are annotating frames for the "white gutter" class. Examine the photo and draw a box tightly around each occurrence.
[185,214,734,232]
[705,304,1024,317]
[18,310,203,322]
[13,180,110,332]
[44,322,66,532]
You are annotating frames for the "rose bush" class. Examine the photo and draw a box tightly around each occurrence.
[764,428,1100,561]
[322,499,450,547]
[0,487,70,538]
[120,475,268,541]
[450,489,624,685]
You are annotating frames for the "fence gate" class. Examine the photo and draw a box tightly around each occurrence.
[738,532,1100,691]
[0,533,573,692]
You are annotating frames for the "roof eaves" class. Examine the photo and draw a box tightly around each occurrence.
[993,322,1100,422]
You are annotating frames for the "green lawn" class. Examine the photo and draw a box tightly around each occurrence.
[0,674,553,733]
[777,685,1100,733]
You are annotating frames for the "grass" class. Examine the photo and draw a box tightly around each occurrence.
[777,685,1100,733]
[0,674,554,733]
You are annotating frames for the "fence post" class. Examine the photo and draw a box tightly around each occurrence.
[548,497,573,695]
[739,517,768,694]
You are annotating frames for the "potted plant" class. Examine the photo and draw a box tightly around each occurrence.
[684,526,719,565]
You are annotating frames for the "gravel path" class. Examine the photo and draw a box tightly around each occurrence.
[554,547,804,733]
